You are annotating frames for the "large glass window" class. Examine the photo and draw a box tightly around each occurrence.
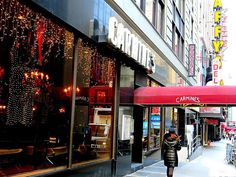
[142,107,149,153]
[142,80,162,162]
[72,40,116,166]
[118,64,134,157]
[0,0,74,176]
[118,107,134,156]
[149,107,161,150]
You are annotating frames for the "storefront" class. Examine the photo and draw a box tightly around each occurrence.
[134,86,236,147]
[0,0,118,176]
[0,0,154,176]
[0,0,194,177]
[0,0,73,176]
[29,0,189,175]
[141,80,162,166]
[199,107,224,145]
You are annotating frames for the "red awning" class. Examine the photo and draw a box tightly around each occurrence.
[134,86,236,106]
[221,123,226,129]
[224,126,236,132]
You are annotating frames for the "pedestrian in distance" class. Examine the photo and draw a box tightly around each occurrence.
[161,127,181,177]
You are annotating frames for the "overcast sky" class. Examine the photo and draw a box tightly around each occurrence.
[221,0,236,120]
[221,0,236,85]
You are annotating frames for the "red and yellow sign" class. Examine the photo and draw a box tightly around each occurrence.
[212,0,224,86]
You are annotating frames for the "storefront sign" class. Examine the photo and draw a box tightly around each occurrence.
[188,44,195,77]
[176,96,200,103]
[204,118,218,125]
[108,17,155,73]
[212,0,224,85]
[151,115,160,129]
[200,107,221,113]
[76,96,89,103]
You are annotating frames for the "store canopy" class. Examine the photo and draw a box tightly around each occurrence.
[224,126,236,132]
[134,86,236,106]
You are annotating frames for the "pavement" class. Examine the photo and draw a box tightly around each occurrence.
[124,140,236,177]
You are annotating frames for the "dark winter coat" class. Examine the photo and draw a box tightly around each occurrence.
[161,133,181,167]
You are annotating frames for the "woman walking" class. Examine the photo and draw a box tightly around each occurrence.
[161,127,181,177]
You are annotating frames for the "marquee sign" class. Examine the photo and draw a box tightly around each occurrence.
[212,0,224,85]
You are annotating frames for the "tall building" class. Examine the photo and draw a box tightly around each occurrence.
[197,0,214,86]
[198,0,227,145]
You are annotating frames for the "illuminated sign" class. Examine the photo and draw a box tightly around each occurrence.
[212,0,224,85]
[151,115,160,129]
[108,17,155,73]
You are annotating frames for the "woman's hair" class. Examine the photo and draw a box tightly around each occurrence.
[169,127,176,133]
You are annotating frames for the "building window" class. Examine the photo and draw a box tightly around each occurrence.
[146,0,164,36]
[175,0,184,17]
[140,0,146,12]
[172,1,184,61]
[72,40,116,165]
[117,64,134,157]
[135,0,146,12]
[156,0,164,35]
[179,38,184,60]
[191,17,194,41]
[173,0,184,36]
[173,28,179,55]
[146,0,154,23]
[172,23,184,61]
[175,0,180,10]
[152,0,156,24]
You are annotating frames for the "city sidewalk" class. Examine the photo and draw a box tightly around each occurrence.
[124,140,236,177]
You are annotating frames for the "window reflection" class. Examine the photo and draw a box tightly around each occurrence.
[0,1,74,175]
[72,40,116,165]
[143,0,164,36]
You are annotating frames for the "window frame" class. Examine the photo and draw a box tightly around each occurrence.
[172,23,184,61]
[172,1,184,61]
[152,0,165,36]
